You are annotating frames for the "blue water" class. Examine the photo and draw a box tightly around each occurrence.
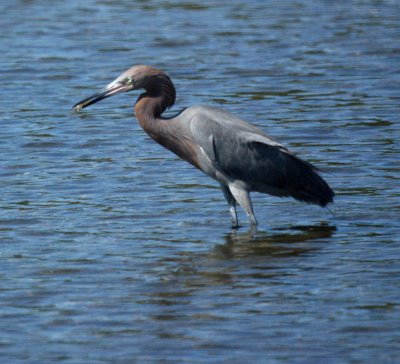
[1,0,400,362]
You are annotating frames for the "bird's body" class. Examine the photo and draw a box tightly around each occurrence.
[73,65,334,227]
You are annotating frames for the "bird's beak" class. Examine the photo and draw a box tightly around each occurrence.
[72,81,133,111]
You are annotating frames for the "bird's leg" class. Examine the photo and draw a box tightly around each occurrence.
[220,184,238,228]
[228,185,258,227]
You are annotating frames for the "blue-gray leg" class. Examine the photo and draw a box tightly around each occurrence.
[228,185,258,226]
[220,184,238,228]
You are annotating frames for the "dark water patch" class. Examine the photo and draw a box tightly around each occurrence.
[0,218,42,226]
[153,38,195,48]
[161,2,209,11]
[21,141,67,149]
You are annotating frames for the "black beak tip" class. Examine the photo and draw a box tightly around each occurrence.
[72,102,84,112]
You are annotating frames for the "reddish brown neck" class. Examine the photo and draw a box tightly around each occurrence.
[133,94,200,170]
[134,95,170,144]
[134,72,176,120]
[134,94,162,125]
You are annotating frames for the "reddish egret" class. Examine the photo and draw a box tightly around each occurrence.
[73,65,334,227]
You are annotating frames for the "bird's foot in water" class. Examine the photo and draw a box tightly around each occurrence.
[231,222,240,230]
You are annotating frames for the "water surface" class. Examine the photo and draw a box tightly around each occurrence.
[1,0,400,362]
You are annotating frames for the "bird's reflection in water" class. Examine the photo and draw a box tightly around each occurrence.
[213,224,336,260]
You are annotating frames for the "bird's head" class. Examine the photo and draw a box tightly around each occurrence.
[72,65,174,111]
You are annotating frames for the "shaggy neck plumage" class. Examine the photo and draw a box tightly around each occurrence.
[135,73,176,119]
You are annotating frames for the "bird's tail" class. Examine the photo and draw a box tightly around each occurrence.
[287,155,334,207]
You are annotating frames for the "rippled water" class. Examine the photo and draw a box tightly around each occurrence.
[1,0,400,362]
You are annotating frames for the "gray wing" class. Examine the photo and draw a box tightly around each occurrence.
[189,106,333,206]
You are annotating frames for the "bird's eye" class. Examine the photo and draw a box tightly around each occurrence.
[126,77,133,85]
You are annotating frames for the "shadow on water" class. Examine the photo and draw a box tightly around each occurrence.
[142,223,337,320]
[156,223,337,288]
[213,223,336,260]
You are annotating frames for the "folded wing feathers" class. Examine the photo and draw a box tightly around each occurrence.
[248,138,334,206]
[190,110,333,207]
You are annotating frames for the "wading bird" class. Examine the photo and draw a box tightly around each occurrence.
[73,65,334,228]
